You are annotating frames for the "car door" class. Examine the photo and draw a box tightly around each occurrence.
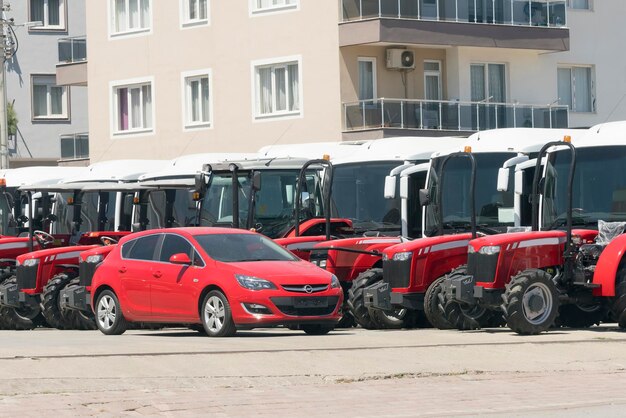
[118,234,162,319]
[150,233,202,320]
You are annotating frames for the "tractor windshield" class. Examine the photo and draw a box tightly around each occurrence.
[424,152,517,236]
[0,192,16,236]
[543,145,626,229]
[331,161,404,235]
[199,169,323,239]
[146,189,198,228]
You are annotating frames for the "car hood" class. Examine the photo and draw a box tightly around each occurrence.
[226,260,333,285]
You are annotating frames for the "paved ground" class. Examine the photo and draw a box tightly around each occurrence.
[2,325,626,417]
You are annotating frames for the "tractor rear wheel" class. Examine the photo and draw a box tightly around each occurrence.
[347,269,382,329]
[0,276,45,330]
[424,275,454,329]
[611,265,626,329]
[556,303,604,328]
[41,273,76,330]
[502,269,559,335]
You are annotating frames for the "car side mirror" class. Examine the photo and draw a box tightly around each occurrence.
[419,189,430,206]
[169,253,192,265]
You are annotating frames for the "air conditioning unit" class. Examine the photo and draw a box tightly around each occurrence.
[386,49,415,70]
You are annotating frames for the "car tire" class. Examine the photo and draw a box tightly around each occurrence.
[201,290,236,337]
[301,324,334,335]
[95,290,128,335]
[41,273,76,330]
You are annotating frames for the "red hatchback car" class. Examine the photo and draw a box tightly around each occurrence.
[91,228,343,337]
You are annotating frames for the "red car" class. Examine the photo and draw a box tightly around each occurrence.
[91,227,343,337]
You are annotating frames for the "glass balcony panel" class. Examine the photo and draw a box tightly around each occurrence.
[361,0,380,18]
[552,107,568,128]
[440,0,457,21]
[512,0,529,25]
[60,136,75,159]
[456,0,472,22]
[549,2,566,27]
[419,0,438,20]
[399,0,419,18]
[458,104,474,130]
[342,0,362,20]
[441,102,459,130]
[532,107,549,128]
[57,37,87,63]
[380,0,399,17]
[345,103,366,130]
[58,41,72,63]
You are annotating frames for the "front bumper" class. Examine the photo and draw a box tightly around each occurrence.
[0,281,37,309]
[443,274,502,308]
[363,282,424,311]
[60,285,91,312]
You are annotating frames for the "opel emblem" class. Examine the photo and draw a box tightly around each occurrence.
[304,285,313,294]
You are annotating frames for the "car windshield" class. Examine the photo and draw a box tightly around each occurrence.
[195,233,298,262]
[543,145,626,229]
[424,152,517,236]
[331,161,404,234]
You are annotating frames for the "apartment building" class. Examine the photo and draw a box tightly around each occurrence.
[85,1,626,161]
[6,0,89,166]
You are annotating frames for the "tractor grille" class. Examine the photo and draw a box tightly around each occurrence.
[78,261,98,287]
[467,252,499,283]
[383,258,411,288]
[16,265,37,290]
[270,296,339,316]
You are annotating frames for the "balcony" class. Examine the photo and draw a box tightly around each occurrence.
[56,36,87,86]
[343,98,569,133]
[59,133,89,162]
[339,0,569,51]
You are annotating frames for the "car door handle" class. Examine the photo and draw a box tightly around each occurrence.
[152,271,162,278]
[118,267,127,273]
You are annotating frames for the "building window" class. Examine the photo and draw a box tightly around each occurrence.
[470,63,506,102]
[558,66,594,113]
[181,0,209,27]
[254,59,300,119]
[183,70,212,129]
[568,0,591,10]
[251,0,298,14]
[112,80,153,134]
[32,75,68,120]
[358,58,376,101]
[110,0,151,36]
[60,133,89,161]
[29,0,65,30]
[424,60,442,101]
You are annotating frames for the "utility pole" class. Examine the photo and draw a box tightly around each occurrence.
[0,0,8,169]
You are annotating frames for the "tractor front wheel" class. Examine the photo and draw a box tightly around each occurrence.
[347,269,382,329]
[502,269,559,335]
[611,265,626,329]
[41,273,76,330]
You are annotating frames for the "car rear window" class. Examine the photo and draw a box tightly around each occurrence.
[194,233,298,263]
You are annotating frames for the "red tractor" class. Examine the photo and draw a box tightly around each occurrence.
[441,122,626,334]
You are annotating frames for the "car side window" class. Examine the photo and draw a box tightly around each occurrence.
[120,240,136,258]
[126,235,161,261]
[159,234,193,263]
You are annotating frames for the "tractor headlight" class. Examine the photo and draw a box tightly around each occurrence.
[235,274,277,291]
[23,258,39,268]
[468,245,476,254]
[478,246,501,255]
[392,252,412,262]
[86,255,104,264]
[382,253,389,261]
[330,274,340,289]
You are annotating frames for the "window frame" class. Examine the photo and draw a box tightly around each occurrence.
[30,74,70,121]
[249,0,299,16]
[470,62,507,103]
[108,0,153,39]
[181,69,213,130]
[110,76,155,137]
[157,233,206,267]
[567,0,592,10]
[357,57,377,101]
[28,0,67,32]
[121,233,163,261]
[251,55,303,122]
[180,0,210,29]
[557,64,596,114]
[423,60,442,101]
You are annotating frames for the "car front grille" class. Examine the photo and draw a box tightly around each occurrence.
[281,284,329,293]
[467,252,499,283]
[270,296,340,316]
[383,258,411,288]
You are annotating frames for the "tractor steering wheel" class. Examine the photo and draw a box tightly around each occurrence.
[33,230,55,246]
[100,236,118,246]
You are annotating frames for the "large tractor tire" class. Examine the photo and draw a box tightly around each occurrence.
[63,278,97,330]
[611,265,626,329]
[368,306,418,329]
[443,301,505,331]
[41,273,77,330]
[347,268,383,329]
[556,303,604,328]
[424,275,454,329]
[0,276,45,330]
[502,269,559,335]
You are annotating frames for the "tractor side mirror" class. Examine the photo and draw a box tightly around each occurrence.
[169,253,192,265]
[514,170,524,195]
[419,189,430,206]
[252,172,262,191]
[399,177,409,200]
[497,167,510,192]
[384,176,396,199]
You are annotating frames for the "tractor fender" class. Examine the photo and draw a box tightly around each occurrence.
[592,234,626,297]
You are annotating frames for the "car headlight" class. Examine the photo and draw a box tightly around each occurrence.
[392,252,412,262]
[235,274,277,290]
[330,274,340,289]
[478,245,501,255]
[86,254,104,264]
[23,258,39,267]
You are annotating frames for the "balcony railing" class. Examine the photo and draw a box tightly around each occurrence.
[341,0,566,27]
[343,98,569,131]
[58,36,87,64]
[60,133,89,161]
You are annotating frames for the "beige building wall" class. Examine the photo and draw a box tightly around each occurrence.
[86,1,343,163]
